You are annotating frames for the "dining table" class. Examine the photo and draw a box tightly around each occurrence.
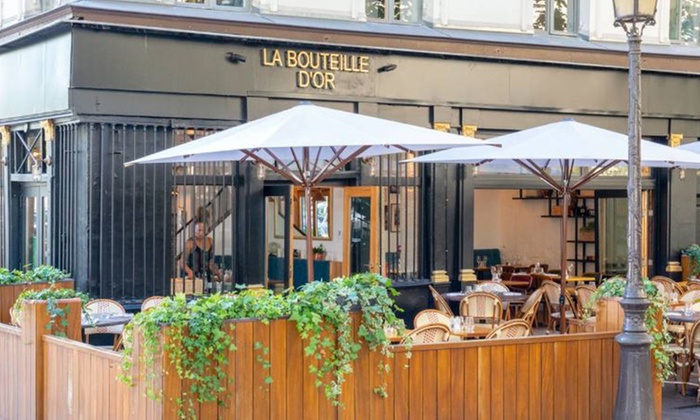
[441,291,528,305]
[81,312,134,329]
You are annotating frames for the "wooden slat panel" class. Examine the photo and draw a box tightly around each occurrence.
[589,338,603,420]
[0,280,74,324]
[286,320,303,420]
[577,340,590,420]
[408,350,423,420]
[253,321,271,420]
[234,321,254,420]
[540,342,554,420]
[553,341,566,419]
[393,351,410,420]
[421,350,438,420]
[476,346,491,420]
[462,348,478,420]
[269,319,287,420]
[600,337,614,418]
[436,349,452,420]
[502,344,518,420]
[564,341,577,420]
[490,345,504,420]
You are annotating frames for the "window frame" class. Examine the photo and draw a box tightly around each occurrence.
[366,0,422,24]
[533,0,578,36]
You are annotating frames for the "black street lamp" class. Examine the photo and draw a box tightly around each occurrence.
[611,0,658,419]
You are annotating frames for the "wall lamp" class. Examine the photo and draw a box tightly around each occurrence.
[377,64,398,73]
[225,52,247,64]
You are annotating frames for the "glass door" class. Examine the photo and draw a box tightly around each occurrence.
[343,187,379,275]
[18,184,50,269]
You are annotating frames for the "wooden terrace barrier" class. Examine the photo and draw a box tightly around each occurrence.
[0,279,74,324]
[1,309,661,419]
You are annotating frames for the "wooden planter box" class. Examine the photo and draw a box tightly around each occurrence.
[170,277,204,295]
[0,279,74,325]
[595,298,625,332]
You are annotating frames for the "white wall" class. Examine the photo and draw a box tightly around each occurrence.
[474,189,576,270]
[425,0,531,33]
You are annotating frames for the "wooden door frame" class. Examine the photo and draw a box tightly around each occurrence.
[342,186,379,276]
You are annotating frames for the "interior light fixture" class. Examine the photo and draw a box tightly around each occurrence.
[225,52,247,64]
[377,64,398,73]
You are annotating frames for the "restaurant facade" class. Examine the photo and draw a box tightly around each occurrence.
[1,0,699,303]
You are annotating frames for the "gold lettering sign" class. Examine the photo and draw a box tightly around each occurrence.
[261,48,370,90]
[461,124,478,138]
[433,123,451,133]
[669,133,683,148]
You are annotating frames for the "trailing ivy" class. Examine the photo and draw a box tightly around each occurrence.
[120,275,409,418]
[0,265,70,285]
[588,276,672,381]
[288,273,408,404]
[12,285,89,336]
[683,244,700,276]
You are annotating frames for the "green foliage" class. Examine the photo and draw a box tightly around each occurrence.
[288,273,408,404]
[683,244,700,276]
[590,276,672,382]
[12,285,89,337]
[120,275,408,418]
[0,265,70,285]
[312,244,326,254]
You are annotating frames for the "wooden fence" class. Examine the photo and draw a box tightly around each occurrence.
[0,323,25,419]
[2,308,661,419]
[0,279,74,324]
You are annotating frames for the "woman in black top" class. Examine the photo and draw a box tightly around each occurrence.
[180,222,220,280]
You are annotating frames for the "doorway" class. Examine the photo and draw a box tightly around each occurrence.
[13,183,50,269]
[343,187,379,276]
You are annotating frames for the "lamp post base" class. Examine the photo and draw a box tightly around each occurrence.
[613,297,656,420]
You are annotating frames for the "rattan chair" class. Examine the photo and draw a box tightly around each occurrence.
[518,288,544,328]
[686,280,700,292]
[400,324,450,345]
[507,273,532,293]
[485,319,532,339]
[549,291,578,332]
[680,290,700,304]
[413,309,451,329]
[459,292,503,327]
[575,285,597,317]
[141,296,165,312]
[84,299,126,347]
[478,281,509,293]
[688,320,700,401]
[541,280,561,329]
[428,285,454,317]
[651,275,684,296]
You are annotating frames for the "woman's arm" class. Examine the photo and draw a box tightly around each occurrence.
[207,238,221,277]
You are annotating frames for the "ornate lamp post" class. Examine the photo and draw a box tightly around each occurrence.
[611,0,658,419]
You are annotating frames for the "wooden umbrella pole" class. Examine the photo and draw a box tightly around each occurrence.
[305,184,314,284]
[560,188,570,334]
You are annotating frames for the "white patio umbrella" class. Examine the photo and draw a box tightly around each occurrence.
[126,102,496,284]
[408,119,700,333]
[679,141,700,154]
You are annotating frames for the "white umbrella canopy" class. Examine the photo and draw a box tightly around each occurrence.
[126,102,495,284]
[679,141,700,154]
[409,119,700,333]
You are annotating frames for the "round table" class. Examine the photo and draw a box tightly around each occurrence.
[442,291,527,305]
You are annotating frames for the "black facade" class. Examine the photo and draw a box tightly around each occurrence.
[1,5,700,301]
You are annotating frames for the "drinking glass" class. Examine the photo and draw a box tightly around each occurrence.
[685,301,694,316]
[462,316,475,333]
[451,317,462,333]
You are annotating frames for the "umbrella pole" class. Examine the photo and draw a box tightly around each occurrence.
[305,185,315,284]
[559,189,570,334]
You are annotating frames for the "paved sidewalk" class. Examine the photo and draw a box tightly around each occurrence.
[663,385,700,419]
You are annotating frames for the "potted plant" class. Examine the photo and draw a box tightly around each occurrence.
[584,276,672,382]
[579,222,595,242]
[0,266,73,325]
[681,244,700,280]
[12,284,89,338]
[313,244,327,260]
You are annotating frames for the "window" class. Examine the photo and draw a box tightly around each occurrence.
[366,0,421,23]
[293,187,332,240]
[533,0,577,34]
[150,0,246,8]
[670,0,700,44]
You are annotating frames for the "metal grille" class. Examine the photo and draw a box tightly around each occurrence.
[376,153,422,280]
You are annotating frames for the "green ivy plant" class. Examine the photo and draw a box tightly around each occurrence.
[588,276,672,381]
[0,265,70,285]
[12,285,89,336]
[288,273,408,404]
[683,244,700,276]
[120,275,409,418]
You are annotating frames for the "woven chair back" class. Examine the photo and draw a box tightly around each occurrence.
[485,319,532,339]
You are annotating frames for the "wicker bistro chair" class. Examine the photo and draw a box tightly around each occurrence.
[680,290,700,304]
[459,292,503,327]
[413,309,451,329]
[518,288,544,328]
[541,280,562,330]
[477,281,509,293]
[485,319,533,339]
[507,273,533,293]
[686,280,700,292]
[549,291,578,333]
[400,324,450,345]
[651,275,684,296]
[428,285,454,317]
[141,296,165,312]
[84,299,126,347]
[575,285,597,317]
[688,320,700,401]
